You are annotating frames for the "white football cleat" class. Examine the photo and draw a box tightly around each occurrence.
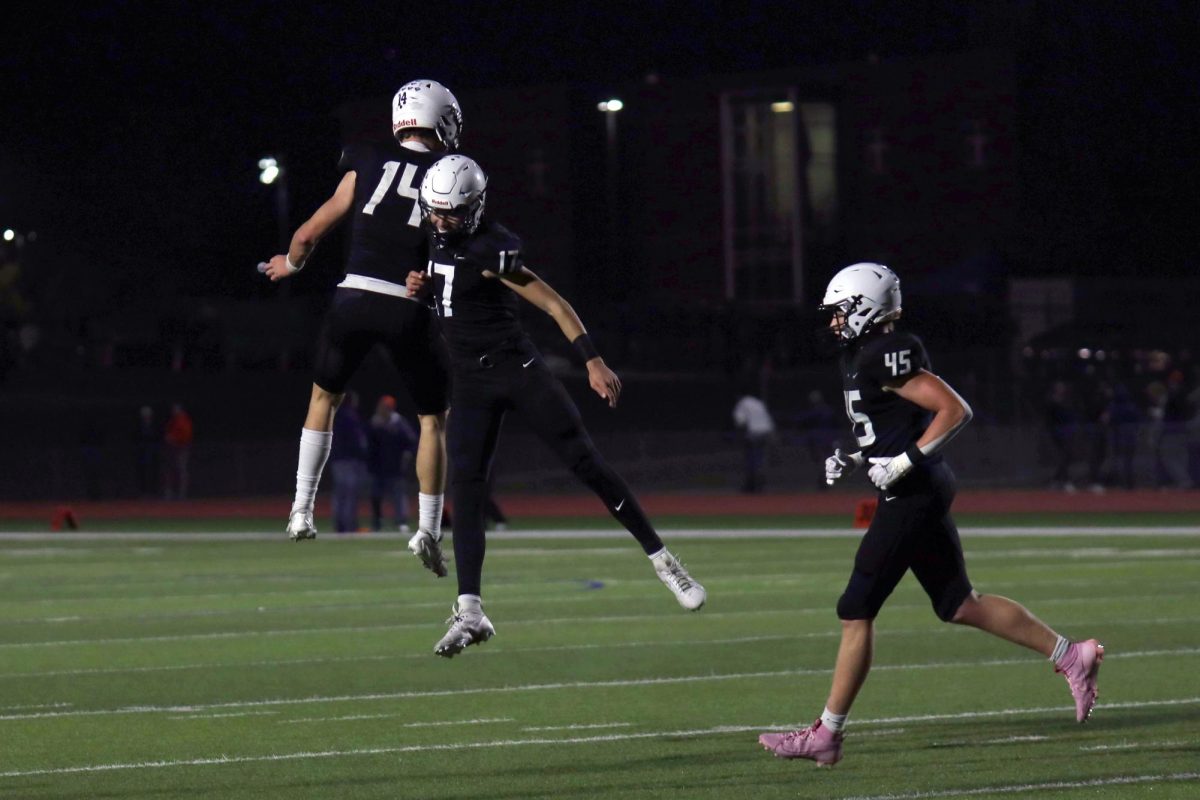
[286,509,317,541]
[434,604,495,658]
[408,528,448,578]
[654,551,706,611]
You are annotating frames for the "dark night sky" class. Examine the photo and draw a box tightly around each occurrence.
[2,1,1196,306]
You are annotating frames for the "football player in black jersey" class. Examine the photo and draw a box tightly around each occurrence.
[260,80,459,576]
[759,263,1104,765]
[406,155,706,657]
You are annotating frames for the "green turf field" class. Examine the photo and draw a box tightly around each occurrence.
[2,528,1198,798]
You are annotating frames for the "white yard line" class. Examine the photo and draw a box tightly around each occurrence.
[2,708,1199,781]
[839,773,1200,800]
[281,714,513,726]
[2,650,1198,723]
[168,711,278,720]
[3,633,1195,682]
[521,722,634,732]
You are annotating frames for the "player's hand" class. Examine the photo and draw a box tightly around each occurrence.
[406,270,429,297]
[824,448,864,486]
[587,359,622,409]
[867,452,914,490]
[260,254,298,282]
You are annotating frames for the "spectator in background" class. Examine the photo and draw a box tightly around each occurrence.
[795,389,838,491]
[1080,380,1112,494]
[1187,369,1200,486]
[330,391,369,532]
[367,395,418,533]
[733,385,777,493]
[1152,371,1193,490]
[163,403,193,500]
[1045,381,1077,492]
[1108,383,1141,490]
[136,405,160,498]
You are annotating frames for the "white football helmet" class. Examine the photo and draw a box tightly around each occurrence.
[820,262,902,343]
[392,79,463,150]
[419,155,487,243]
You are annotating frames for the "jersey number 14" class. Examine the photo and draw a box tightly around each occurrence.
[362,162,422,227]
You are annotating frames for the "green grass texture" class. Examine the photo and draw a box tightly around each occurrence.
[1,528,1198,798]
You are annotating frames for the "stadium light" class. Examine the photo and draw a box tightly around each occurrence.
[258,157,281,185]
[771,101,795,113]
[597,98,623,112]
[2,229,13,242]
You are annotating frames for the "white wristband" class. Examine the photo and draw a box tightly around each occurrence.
[286,255,302,274]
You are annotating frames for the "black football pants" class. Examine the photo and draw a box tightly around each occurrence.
[447,339,663,597]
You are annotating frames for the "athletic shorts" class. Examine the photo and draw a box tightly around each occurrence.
[836,461,973,621]
[312,288,450,414]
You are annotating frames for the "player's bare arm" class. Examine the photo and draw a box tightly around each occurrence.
[886,369,973,451]
[499,267,622,409]
[263,172,356,281]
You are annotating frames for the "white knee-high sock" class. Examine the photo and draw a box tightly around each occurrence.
[292,428,332,514]
[419,492,443,535]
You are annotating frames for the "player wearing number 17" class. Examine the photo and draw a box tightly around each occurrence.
[758,263,1104,766]
[259,80,458,576]
[407,155,706,658]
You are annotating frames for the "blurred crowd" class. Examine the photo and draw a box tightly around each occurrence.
[1035,349,1199,492]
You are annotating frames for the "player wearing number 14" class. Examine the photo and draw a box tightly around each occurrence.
[758,263,1103,766]
[260,80,459,575]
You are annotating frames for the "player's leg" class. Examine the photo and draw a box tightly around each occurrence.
[761,492,914,763]
[913,463,1103,722]
[943,547,1103,722]
[387,303,452,575]
[434,376,504,657]
[286,293,375,540]
[512,358,705,610]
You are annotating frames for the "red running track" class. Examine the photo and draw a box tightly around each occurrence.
[3,489,1199,521]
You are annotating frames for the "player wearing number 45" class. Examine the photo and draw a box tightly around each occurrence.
[259,80,458,577]
[406,155,706,658]
[758,263,1104,766]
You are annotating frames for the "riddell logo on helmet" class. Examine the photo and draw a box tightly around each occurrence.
[394,118,419,128]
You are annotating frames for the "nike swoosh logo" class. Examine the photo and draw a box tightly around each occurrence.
[522,358,535,368]
[884,494,897,502]
[614,498,625,511]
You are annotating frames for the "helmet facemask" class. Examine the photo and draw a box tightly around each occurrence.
[420,194,485,247]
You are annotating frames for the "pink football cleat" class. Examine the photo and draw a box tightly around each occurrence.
[1055,638,1104,722]
[758,719,843,766]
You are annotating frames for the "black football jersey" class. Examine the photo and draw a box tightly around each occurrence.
[838,329,938,460]
[338,142,441,285]
[425,221,526,358]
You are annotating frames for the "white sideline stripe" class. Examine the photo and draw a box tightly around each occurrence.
[282,715,513,726]
[839,773,1200,800]
[1,526,1198,542]
[0,702,71,711]
[3,652,1198,723]
[2,714,1199,781]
